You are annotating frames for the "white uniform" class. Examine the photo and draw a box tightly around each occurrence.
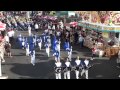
[55,62,62,79]
[75,59,81,79]
[33,37,37,46]
[26,44,29,56]
[56,43,60,57]
[81,59,89,79]
[45,44,50,57]
[38,39,42,50]
[64,61,71,79]
[43,35,46,43]
[22,39,25,49]
[31,50,35,66]
[47,38,51,46]
[28,26,31,36]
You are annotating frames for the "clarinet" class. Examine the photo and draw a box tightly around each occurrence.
[82,64,93,70]
[62,66,67,73]
[62,66,72,73]
[71,65,82,71]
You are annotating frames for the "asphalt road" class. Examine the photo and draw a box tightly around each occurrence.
[1,30,120,79]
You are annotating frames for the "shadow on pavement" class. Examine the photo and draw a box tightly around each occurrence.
[10,60,55,79]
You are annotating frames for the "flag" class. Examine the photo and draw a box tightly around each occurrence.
[66,42,70,50]
[52,36,57,50]
[29,43,35,53]
[17,35,23,49]
[42,33,46,42]
[29,36,35,52]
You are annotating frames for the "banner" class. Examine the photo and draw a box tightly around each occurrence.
[78,21,120,32]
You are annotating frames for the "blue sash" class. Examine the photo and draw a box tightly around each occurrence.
[81,60,87,69]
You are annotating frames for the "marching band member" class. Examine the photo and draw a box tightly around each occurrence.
[29,40,35,57]
[56,31,61,40]
[28,25,31,36]
[54,50,60,62]
[45,42,50,57]
[52,37,57,57]
[42,33,46,43]
[17,34,22,48]
[75,56,81,79]
[68,46,72,61]
[81,58,90,79]
[30,50,36,66]
[55,40,60,58]
[52,36,57,50]
[25,43,30,56]
[46,36,51,47]
[63,58,71,79]
[33,34,37,46]
[37,37,42,50]
[54,60,62,79]
[17,34,21,41]
[21,37,25,49]
[64,40,70,51]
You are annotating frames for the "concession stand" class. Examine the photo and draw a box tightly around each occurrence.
[78,21,120,57]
